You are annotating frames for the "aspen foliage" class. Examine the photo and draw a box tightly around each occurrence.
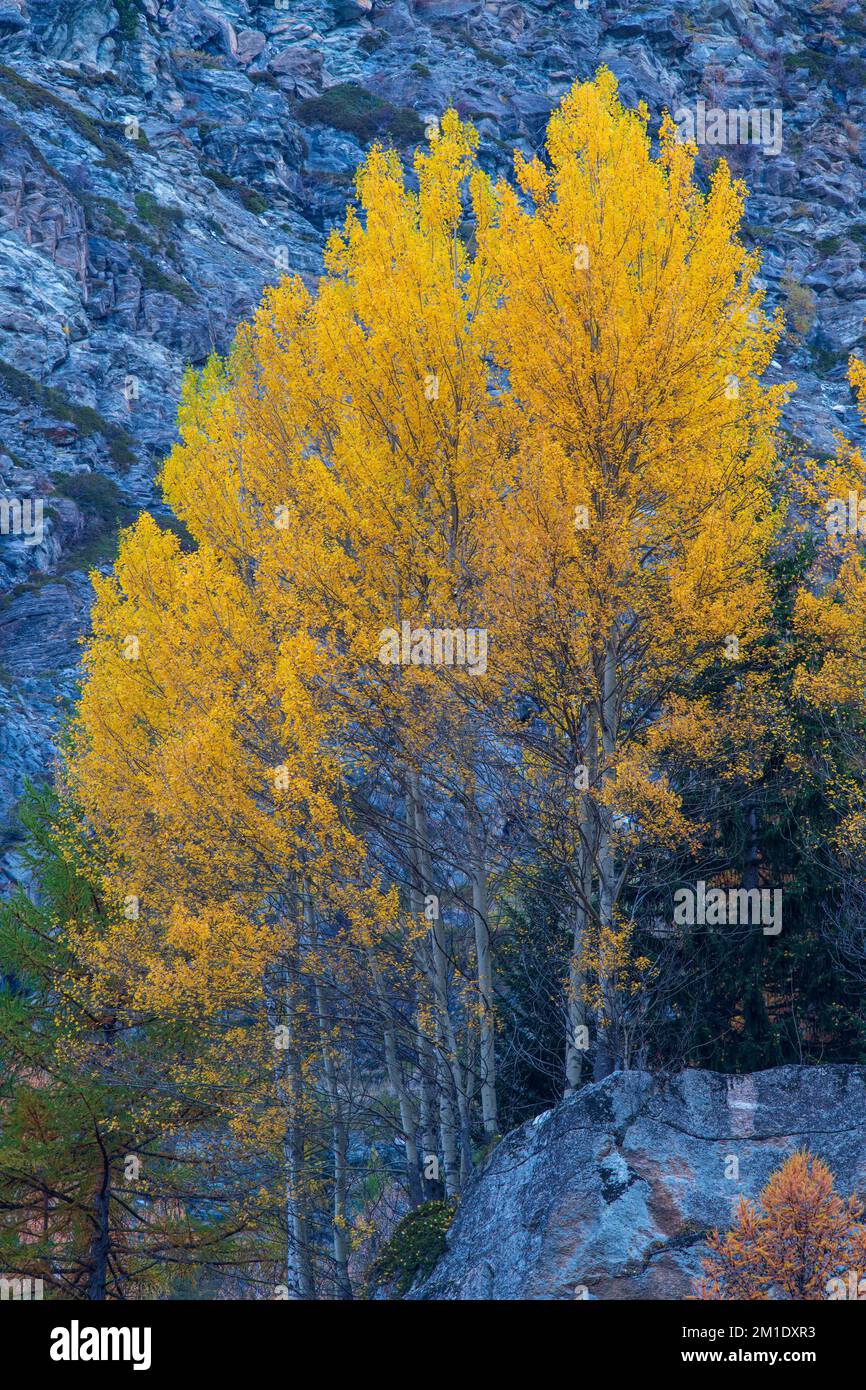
[472,67,791,1074]
[791,358,866,875]
[59,71,831,1294]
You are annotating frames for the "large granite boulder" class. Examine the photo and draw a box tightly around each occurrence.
[415,1066,866,1300]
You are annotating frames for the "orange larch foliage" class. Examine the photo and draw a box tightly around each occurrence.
[696,1149,866,1300]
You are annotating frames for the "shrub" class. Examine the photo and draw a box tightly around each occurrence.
[366,1199,457,1296]
[134,191,184,237]
[50,471,128,531]
[202,163,236,192]
[781,270,817,338]
[131,251,197,306]
[297,82,425,145]
[115,0,139,42]
[784,50,830,80]
[239,187,268,215]
[171,47,223,69]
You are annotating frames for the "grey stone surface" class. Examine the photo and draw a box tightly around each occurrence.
[414,1066,866,1300]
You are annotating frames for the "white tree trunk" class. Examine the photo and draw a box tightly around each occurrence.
[469,811,498,1135]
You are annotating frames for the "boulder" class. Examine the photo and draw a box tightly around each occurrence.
[236,29,266,66]
[333,0,375,21]
[415,1066,866,1300]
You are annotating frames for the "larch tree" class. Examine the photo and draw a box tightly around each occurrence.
[696,1150,866,1300]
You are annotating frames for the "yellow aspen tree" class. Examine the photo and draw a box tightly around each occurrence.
[154,114,507,1172]
[66,513,400,1296]
[473,67,792,1079]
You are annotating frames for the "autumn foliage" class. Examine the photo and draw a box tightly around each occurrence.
[5,66,866,1299]
[58,70,866,1295]
[696,1151,866,1300]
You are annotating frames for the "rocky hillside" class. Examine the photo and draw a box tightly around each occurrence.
[413,1065,866,1299]
[1,0,865,878]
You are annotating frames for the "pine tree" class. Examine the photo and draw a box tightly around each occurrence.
[0,785,241,1299]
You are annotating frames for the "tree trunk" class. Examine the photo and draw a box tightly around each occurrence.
[408,774,469,1192]
[84,1161,111,1300]
[417,1028,441,1198]
[468,811,498,1135]
[565,860,590,1094]
[368,948,424,1206]
[565,710,596,1095]
[265,951,314,1299]
[593,636,619,1080]
[305,888,352,1299]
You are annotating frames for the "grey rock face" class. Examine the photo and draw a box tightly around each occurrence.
[0,0,864,876]
[415,1066,866,1300]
